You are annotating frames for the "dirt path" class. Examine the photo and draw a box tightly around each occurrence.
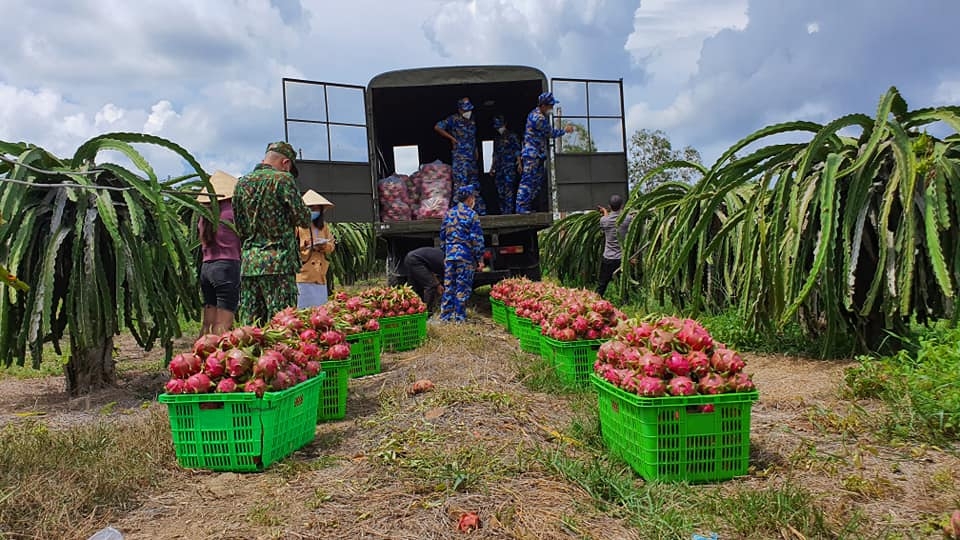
[2,321,958,538]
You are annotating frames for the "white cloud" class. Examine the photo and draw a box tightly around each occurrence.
[806,21,820,34]
[934,80,960,105]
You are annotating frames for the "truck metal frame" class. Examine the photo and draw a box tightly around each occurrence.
[281,66,627,286]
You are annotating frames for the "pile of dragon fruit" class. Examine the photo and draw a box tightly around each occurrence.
[327,292,382,335]
[163,305,351,397]
[357,285,427,318]
[491,277,626,342]
[594,316,756,398]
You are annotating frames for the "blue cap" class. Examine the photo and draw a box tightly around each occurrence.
[458,97,474,111]
[492,115,505,129]
[456,185,477,200]
[538,92,558,106]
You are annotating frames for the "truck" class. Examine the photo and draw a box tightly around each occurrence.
[281,65,628,286]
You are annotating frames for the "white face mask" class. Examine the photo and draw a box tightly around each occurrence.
[497,127,506,134]
[545,108,554,116]
[462,111,472,120]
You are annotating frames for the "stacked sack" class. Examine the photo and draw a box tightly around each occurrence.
[377,174,413,221]
[415,161,453,219]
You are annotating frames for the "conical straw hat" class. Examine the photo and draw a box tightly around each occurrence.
[302,189,334,207]
[198,170,237,200]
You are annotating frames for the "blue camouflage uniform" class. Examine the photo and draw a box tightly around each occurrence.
[439,187,485,322]
[516,92,566,214]
[436,98,487,215]
[491,116,521,214]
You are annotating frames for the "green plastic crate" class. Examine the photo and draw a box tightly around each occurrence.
[506,307,520,338]
[380,312,428,352]
[158,374,324,472]
[318,359,350,422]
[592,374,758,483]
[345,331,382,378]
[516,317,542,354]
[542,336,604,387]
[490,298,508,327]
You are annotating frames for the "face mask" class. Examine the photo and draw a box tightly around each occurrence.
[462,111,472,120]
[497,127,506,134]
[310,211,321,221]
[545,108,554,116]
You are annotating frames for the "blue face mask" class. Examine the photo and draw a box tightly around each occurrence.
[310,211,321,221]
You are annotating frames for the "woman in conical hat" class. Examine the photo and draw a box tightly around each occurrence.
[197,171,242,335]
[295,190,336,308]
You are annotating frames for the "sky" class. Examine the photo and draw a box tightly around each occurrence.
[0,0,956,179]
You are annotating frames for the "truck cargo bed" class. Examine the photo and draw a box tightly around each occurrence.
[375,212,552,237]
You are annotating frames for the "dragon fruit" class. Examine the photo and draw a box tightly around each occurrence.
[649,327,676,353]
[687,350,710,377]
[667,376,697,396]
[169,353,202,379]
[255,350,284,379]
[216,378,238,393]
[727,372,755,392]
[164,378,187,394]
[225,349,252,378]
[665,351,691,377]
[193,334,222,357]
[203,353,226,379]
[328,343,351,360]
[305,361,321,378]
[698,373,727,395]
[244,378,267,397]
[636,376,667,397]
[185,373,213,394]
[638,352,666,378]
[711,348,746,374]
[320,330,343,346]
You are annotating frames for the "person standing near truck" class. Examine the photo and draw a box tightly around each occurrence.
[439,186,485,323]
[597,194,635,299]
[296,190,336,308]
[435,97,487,215]
[489,115,521,214]
[402,246,445,314]
[233,141,311,324]
[516,92,574,214]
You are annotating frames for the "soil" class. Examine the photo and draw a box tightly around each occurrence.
[1,320,958,539]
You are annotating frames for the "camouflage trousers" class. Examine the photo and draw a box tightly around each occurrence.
[239,274,297,326]
[440,259,474,323]
[515,155,544,214]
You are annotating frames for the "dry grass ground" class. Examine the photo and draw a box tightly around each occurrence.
[0,312,958,539]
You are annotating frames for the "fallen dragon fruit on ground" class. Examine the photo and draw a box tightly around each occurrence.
[594,316,757,397]
[163,306,350,397]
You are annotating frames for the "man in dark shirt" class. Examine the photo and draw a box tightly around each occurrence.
[597,194,634,298]
[403,246,445,314]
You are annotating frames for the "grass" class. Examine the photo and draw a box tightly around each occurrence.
[0,409,176,538]
[844,321,960,443]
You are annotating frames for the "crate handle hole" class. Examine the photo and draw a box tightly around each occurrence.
[199,402,225,410]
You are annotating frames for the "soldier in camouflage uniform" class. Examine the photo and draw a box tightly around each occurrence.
[233,141,311,325]
[489,115,521,214]
[435,97,487,215]
[439,186,485,323]
[515,92,573,214]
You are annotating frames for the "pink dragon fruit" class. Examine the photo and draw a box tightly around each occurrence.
[254,350,284,379]
[636,376,667,397]
[665,351,691,377]
[164,378,187,394]
[621,347,642,370]
[244,378,267,397]
[711,348,746,374]
[649,327,676,353]
[638,352,666,378]
[225,349,252,378]
[216,378,238,393]
[686,350,710,377]
[698,373,727,395]
[667,376,697,396]
[727,372,756,392]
